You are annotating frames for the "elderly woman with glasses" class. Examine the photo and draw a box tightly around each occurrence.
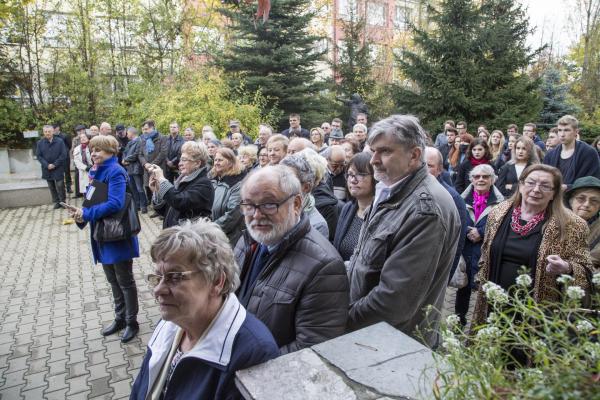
[472,164,592,327]
[148,141,214,229]
[130,220,278,400]
[455,164,505,326]
[565,176,600,272]
[333,153,375,261]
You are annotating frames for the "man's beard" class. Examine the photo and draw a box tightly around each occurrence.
[246,210,298,246]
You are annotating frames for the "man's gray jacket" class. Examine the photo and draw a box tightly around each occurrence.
[347,164,460,347]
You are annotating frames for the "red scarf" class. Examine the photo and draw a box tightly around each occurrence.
[469,156,489,167]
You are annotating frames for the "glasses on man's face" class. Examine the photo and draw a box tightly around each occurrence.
[240,193,298,216]
[522,179,554,192]
[147,271,200,288]
[180,157,195,163]
[472,175,491,180]
[346,172,370,181]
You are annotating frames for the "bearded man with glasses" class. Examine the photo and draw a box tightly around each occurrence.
[234,165,349,354]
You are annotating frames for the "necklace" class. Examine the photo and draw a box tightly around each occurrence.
[511,206,545,236]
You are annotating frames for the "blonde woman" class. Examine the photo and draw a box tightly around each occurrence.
[488,130,505,163]
[210,148,247,245]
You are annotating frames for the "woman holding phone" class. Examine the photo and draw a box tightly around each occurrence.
[68,135,140,343]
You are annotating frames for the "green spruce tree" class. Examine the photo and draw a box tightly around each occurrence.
[219,0,325,128]
[334,12,374,101]
[395,0,542,131]
[539,66,579,125]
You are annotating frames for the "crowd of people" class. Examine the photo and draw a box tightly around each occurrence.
[34,112,600,398]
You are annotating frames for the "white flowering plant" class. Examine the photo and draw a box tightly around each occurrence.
[434,268,600,399]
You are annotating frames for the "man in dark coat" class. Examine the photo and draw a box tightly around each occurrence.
[235,165,349,354]
[165,122,184,183]
[53,123,72,194]
[37,125,68,209]
[281,113,310,139]
[138,120,168,208]
[543,115,600,186]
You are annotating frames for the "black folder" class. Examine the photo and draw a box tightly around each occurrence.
[82,180,108,207]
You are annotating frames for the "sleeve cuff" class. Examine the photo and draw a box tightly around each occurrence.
[156,180,173,202]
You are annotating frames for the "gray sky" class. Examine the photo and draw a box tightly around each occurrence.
[520,0,577,55]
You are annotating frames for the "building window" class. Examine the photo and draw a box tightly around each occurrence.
[394,6,411,30]
[367,3,386,26]
[338,0,358,20]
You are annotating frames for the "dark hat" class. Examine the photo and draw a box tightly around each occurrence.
[74,124,86,132]
[564,176,600,202]
[115,124,126,132]
[329,128,345,140]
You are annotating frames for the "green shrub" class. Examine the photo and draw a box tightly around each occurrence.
[435,271,600,399]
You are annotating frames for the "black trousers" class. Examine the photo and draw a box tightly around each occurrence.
[64,156,72,189]
[46,179,66,204]
[102,260,139,324]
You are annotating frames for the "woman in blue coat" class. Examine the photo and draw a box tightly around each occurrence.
[69,135,140,343]
[456,163,504,326]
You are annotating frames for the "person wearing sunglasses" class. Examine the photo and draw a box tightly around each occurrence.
[472,164,592,329]
[455,164,505,326]
[333,153,375,261]
[131,220,278,400]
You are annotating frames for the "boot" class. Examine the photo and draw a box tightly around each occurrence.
[121,321,139,343]
[101,319,126,336]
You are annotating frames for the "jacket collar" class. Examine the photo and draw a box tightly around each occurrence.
[146,294,247,382]
[179,166,207,184]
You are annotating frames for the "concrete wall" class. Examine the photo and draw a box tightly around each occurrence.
[8,149,40,174]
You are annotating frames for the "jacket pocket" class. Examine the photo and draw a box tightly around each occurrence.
[360,230,392,267]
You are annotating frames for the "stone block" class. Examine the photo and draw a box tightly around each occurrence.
[236,349,358,400]
[238,323,440,400]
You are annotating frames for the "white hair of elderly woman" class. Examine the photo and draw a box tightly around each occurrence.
[469,164,497,184]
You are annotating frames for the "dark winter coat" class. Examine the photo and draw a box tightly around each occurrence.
[154,166,214,229]
[281,127,310,139]
[36,137,68,180]
[122,137,143,176]
[333,200,358,252]
[234,214,349,354]
[312,181,339,241]
[495,162,532,198]
[138,132,169,186]
[130,294,279,400]
[461,185,504,288]
[543,141,600,185]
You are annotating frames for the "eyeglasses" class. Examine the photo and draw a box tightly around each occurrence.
[573,194,600,207]
[345,172,370,181]
[147,271,200,288]
[240,193,298,216]
[180,157,196,163]
[522,179,554,192]
[472,175,491,180]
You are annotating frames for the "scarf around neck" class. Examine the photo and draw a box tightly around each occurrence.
[473,190,490,221]
[469,156,489,168]
[144,130,159,154]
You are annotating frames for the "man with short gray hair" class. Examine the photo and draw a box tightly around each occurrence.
[235,165,349,354]
[348,115,460,347]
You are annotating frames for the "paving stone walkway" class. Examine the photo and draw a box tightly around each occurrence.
[0,201,468,399]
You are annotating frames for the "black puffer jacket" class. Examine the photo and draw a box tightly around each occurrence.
[312,181,339,241]
[234,214,349,354]
[155,166,214,228]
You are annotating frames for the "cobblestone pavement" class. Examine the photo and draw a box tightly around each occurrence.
[0,201,468,399]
